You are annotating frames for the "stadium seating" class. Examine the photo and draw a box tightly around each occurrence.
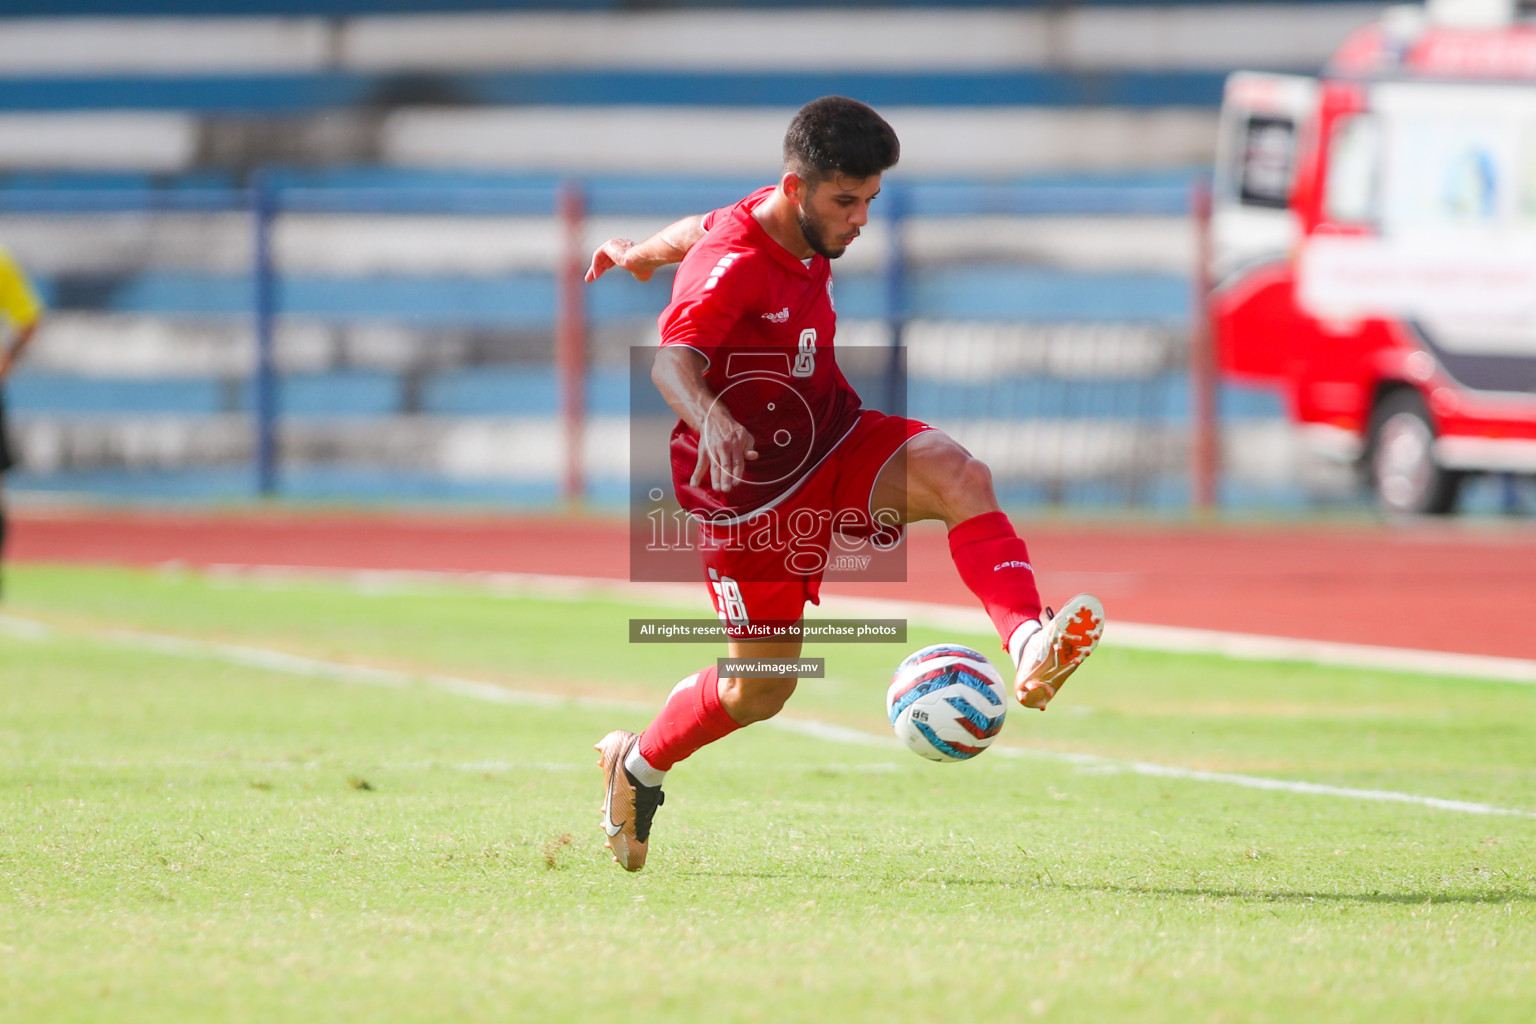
[0,4,1377,173]
[0,1,1374,507]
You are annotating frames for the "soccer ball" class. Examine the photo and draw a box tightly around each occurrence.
[886,643,1007,762]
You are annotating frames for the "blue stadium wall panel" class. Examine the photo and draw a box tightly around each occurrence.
[0,69,1234,113]
[32,269,1189,324]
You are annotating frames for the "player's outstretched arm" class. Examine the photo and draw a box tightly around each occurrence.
[652,345,758,493]
[585,214,707,283]
[0,248,43,381]
[0,320,37,381]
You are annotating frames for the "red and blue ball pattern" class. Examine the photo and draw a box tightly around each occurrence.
[886,644,1007,762]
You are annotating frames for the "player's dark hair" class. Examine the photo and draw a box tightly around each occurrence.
[783,96,900,189]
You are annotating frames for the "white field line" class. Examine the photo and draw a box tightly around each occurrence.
[764,717,1536,819]
[4,610,1533,821]
[0,756,900,776]
[194,564,1536,686]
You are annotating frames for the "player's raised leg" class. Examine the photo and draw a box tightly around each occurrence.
[597,629,802,871]
[871,429,1104,708]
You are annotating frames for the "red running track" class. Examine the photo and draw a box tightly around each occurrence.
[10,507,1536,660]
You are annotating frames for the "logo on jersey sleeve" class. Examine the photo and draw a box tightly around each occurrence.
[704,252,744,291]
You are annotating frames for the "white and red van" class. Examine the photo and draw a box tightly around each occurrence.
[1211,0,1536,513]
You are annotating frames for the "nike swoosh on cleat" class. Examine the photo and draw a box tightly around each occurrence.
[601,754,627,837]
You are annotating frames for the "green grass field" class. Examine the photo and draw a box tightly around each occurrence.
[3,563,1535,1024]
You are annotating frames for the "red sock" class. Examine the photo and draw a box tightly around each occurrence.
[948,510,1043,653]
[636,665,741,771]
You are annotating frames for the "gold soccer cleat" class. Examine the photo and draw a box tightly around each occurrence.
[595,730,665,871]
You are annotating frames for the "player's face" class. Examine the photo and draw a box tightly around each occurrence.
[796,173,882,259]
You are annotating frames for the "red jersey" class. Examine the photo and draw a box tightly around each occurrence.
[659,186,862,518]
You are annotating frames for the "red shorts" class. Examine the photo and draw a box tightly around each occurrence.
[697,409,930,638]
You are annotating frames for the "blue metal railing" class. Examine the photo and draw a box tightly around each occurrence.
[1,170,1196,503]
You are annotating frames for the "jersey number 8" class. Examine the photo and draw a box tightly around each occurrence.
[792,328,816,378]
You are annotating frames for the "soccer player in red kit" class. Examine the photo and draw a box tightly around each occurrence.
[586,96,1104,871]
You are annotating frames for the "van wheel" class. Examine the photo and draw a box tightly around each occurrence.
[1365,389,1462,515]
